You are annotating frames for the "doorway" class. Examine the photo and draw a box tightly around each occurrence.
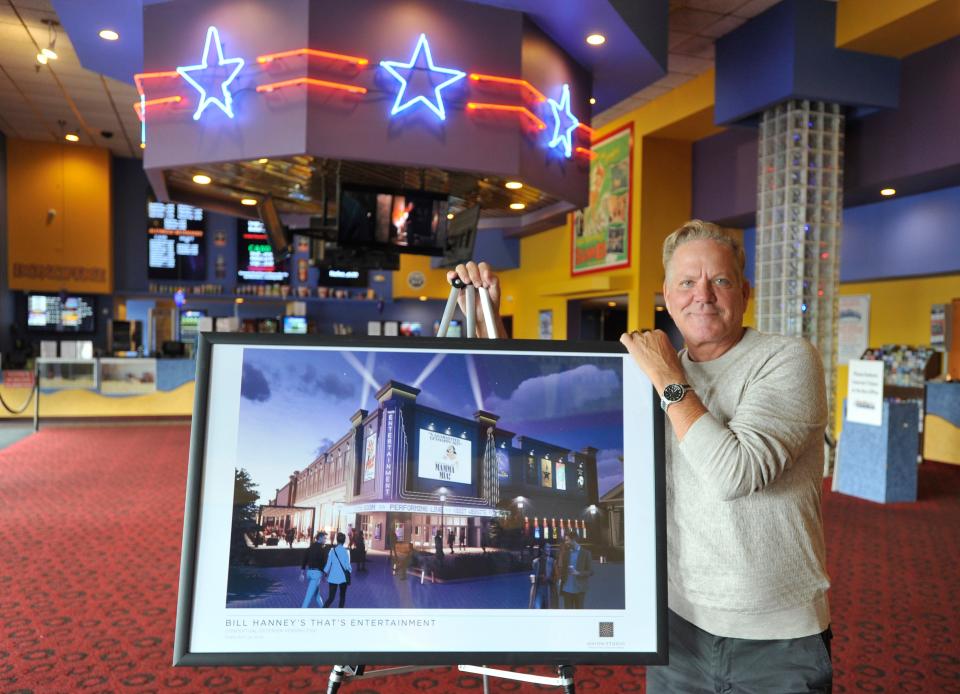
[654,295,683,350]
[567,295,628,341]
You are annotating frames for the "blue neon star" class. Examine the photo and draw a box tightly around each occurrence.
[379,33,466,121]
[548,83,580,158]
[176,26,245,121]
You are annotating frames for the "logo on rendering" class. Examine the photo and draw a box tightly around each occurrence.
[547,83,579,158]
[379,33,466,121]
[176,26,245,121]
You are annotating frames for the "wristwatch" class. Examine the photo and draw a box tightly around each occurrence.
[660,383,693,412]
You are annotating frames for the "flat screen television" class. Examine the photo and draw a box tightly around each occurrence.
[237,219,291,283]
[147,200,207,280]
[27,294,96,333]
[282,316,308,334]
[441,205,481,267]
[399,321,423,337]
[338,186,449,256]
[174,334,666,666]
[318,267,369,288]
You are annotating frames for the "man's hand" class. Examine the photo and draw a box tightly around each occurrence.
[619,329,686,394]
[445,261,507,338]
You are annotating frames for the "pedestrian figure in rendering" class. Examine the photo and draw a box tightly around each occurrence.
[447,528,455,555]
[354,530,367,572]
[480,531,488,553]
[434,530,444,563]
[459,529,466,550]
[556,529,592,609]
[529,542,556,609]
[299,531,330,608]
[323,532,352,608]
[285,526,296,547]
[389,528,399,561]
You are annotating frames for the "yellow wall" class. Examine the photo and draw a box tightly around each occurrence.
[6,139,113,294]
[835,0,960,57]
[833,272,960,436]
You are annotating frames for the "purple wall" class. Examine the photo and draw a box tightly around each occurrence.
[691,127,757,228]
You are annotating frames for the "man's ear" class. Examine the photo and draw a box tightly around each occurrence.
[742,279,751,305]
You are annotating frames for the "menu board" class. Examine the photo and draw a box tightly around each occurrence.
[147,201,207,280]
[27,294,96,332]
[237,220,290,283]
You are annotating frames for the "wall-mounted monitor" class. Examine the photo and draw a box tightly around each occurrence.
[237,220,290,283]
[174,334,666,667]
[147,200,207,280]
[338,186,448,256]
[441,205,481,267]
[282,316,308,335]
[27,294,96,333]
[318,267,369,288]
[399,321,423,337]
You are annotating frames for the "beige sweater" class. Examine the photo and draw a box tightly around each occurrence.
[666,328,831,639]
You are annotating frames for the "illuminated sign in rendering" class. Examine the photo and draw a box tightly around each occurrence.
[176,26,245,121]
[418,429,472,484]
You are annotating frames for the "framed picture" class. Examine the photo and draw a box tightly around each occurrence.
[572,123,633,276]
[174,333,665,666]
[538,310,553,340]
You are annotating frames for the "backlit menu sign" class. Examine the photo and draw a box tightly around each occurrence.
[147,201,206,280]
[237,220,290,282]
[27,294,96,332]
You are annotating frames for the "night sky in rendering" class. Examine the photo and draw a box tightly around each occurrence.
[235,347,626,499]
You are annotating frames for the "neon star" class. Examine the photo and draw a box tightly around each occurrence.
[379,33,466,121]
[547,83,579,158]
[176,26,245,121]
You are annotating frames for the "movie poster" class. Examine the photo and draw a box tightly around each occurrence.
[363,432,377,482]
[496,449,511,481]
[572,123,633,275]
[418,430,473,484]
[541,458,553,488]
[556,461,566,491]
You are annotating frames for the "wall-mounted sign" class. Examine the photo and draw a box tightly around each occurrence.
[363,433,377,482]
[406,270,426,290]
[555,461,566,491]
[176,26,245,121]
[540,458,553,488]
[418,429,472,484]
[380,33,465,122]
[838,295,870,365]
[572,123,633,275]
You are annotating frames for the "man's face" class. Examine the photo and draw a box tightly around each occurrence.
[663,239,750,356]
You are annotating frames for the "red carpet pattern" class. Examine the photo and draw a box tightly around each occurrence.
[1,425,959,693]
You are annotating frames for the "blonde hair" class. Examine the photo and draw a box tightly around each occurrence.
[662,220,746,283]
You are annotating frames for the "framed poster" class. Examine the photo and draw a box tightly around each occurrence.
[838,295,870,365]
[174,333,665,666]
[572,123,633,276]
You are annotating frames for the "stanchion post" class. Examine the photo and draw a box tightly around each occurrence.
[33,364,40,432]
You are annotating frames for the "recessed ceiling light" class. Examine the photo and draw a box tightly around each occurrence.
[241,198,257,206]
[64,133,79,142]
[589,97,597,105]
[880,188,896,196]
[510,202,526,210]
[98,29,119,41]
[139,142,146,149]
[419,295,428,302]
[505,181,523,190]
[446,212,454,220]
[193,174,212,185]
[607,301,617,308]
[655,306,665,312]
[257,158,268,164]
[586,34,606,46]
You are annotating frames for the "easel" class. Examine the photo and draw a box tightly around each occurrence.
[327,275,576,693]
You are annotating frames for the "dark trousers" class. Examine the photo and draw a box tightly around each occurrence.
[647,609,833,693]
[323,583,348,608]
[560,591,584,609]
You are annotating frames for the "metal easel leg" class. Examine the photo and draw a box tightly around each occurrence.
[437,285,461,337]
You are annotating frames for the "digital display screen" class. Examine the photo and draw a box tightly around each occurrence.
[147,201,207,280]
[338,187,448,256]
[319,267,369,287]
[180,310,205,341]
[417,429,473,484]
[27,294,96,333]
[237,220,290,283]
[281,316,308,334]
[400,321,423,337]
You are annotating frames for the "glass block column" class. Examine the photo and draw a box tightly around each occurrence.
[756,99,844,428]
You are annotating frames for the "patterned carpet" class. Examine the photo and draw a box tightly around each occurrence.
[1,425,958,693]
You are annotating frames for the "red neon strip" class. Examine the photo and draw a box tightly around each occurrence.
[257,77,368,95]
[133,96,183,120]
[133,70,180,96]
[577,123,595,136]
[575,146,596,159]
[257,48,369,66]
[468,73,546,103]
[466,102,546,130]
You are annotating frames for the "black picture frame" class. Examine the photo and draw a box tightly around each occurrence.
[174,332,667,667]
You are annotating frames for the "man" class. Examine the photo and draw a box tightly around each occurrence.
[448,220,832,691]
[299,531,330,608]
[555,530,592,609]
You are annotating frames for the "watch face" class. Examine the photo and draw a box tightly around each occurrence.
[663,383,685,402]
